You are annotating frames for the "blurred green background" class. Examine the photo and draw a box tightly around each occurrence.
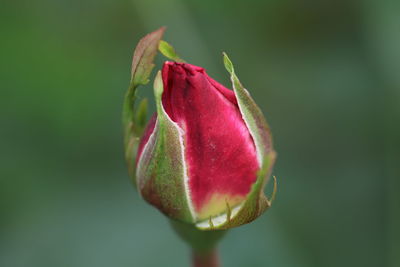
[1,0,399,266]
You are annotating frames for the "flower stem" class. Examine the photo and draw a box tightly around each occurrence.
[192,248,219,267]
[170,220,226,267]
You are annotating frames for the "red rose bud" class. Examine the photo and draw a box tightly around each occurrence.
[134,52,276,230]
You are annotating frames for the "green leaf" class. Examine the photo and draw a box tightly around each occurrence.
[159,40,185,62]
[222,52,234,74]
[123,27,165,181]
[130,27,166,86]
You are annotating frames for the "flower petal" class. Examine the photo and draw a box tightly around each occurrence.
[196,54,276,230]
[161,62,259,221]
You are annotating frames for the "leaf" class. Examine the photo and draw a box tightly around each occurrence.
[158,40,185,63]
[123,27,165,181]
[131,27,166,86]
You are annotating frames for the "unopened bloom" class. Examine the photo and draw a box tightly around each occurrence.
[134,55,276,230]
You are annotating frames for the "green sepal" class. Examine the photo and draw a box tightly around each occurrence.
[136,71,195,223]
[123,27,165,181]
[223,52,273,162]
[196,53,276,230]
[158,40,185,63]
[134,98,148,135]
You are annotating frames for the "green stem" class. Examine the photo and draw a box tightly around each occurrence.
[192,248,219,267]
[170,220,226,267]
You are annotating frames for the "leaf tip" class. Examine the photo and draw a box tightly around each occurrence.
[158,40,185,62]
[153,70,163,98]
[222,52,234,74]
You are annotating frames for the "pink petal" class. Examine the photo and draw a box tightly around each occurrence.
[161,62,258,218]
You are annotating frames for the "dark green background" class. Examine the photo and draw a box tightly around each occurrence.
[1,0,399,266]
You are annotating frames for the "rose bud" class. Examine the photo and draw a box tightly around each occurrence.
[134,51,276,230]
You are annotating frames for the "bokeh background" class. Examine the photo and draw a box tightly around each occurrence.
[1,0,399,266]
